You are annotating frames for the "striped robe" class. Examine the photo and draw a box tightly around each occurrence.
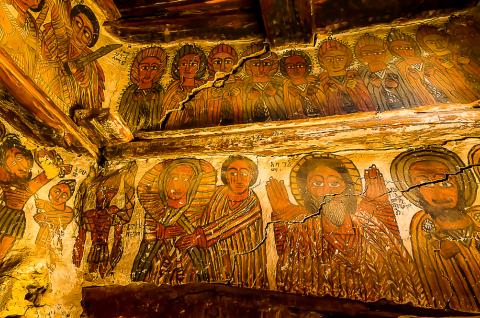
[241,77,286,123]
[358,64,423,112]
[410,206,480,312]
[276,208,426,306]
[117,83,165,132]
[282,76,327,119]
[202,186,268,288]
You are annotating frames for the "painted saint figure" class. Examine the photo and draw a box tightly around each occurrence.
[0,0,45,77]
[176,155,268,288]
[280,50,326,119]
[73,162,137,277]
[391,147,480,313]
[317,39,376,116]
[446,15,480,62]
[161,45,207,130]
[386,29,447,105]
[266,153,424,305]
[240,43,286,123]
[0,134,71,259]
[204,44,243,126]
[416,25,479,103]
[131,158,216,284]
[34,179,76,254]
[355,33,421,111]
[39,1,105,111]
[118,47,167,132]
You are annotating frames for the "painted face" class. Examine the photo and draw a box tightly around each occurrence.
[409,160,459,209]
[71,13,94,49]
[321,50,349,76]
[211,52,235,73]
[49,184,71,206]
[422,34,450,56]
[357,44,388,65]
[246,56,276,78]
[306,165,347,200]
[225,160,253,195]
[165,164,195,203]
[179,54,201,79]
[5,148,32,179]
[389,40,417,58]
[284,55,308,79]
[138,56,162,89]
[97,177,119,207]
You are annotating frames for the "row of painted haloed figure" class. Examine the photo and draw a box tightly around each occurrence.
[118,16,480,131]
[0,130,479,312]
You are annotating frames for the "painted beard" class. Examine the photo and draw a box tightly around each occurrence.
[306,193,357,227]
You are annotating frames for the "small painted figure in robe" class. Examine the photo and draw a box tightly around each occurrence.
[161,45,207,130]
[0,0,45,77]
[386,29,447,105]
[34,179,76,255]
[118,47,167,132]
[240,43,286,123]
[204,44,242,126]
[391,146,480,313]
[279,50,327,119]
[131,159,216,284]
[176,155,268,288]
[0,134,72,260]
[416,24,479,103]
[354,33,422,111]
[317,39,376,116]
[39,1,105,111]
[266,153,424,305]
[446,15,480,62]
[73,162,137,277]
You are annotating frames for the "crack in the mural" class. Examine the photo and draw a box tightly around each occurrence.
[157,43,270,130]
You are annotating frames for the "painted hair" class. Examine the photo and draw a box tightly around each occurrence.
[317,39,353,68]
[221,155,258,187]
[207,44,238,76]
[279,50,312,77]
[171,44,207,80]
[70,5,100,48]
[0,134,33,164]
[130,46,168,86]
[57,179,77,196]
[386,28,422,57]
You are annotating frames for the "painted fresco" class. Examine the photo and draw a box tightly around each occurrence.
[1,1,479,133]
[3,140,466,314]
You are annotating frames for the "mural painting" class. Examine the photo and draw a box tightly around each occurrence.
[73,161,137,277]
[391,146,480,313]
[1,2,479,133]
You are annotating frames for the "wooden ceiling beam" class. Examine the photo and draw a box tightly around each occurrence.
[259,0,314,47]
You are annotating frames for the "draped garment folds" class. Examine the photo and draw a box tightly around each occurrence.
[203,77,243,126]
[358,64,422,112]
[282,76,327,119]
[394,59,445,105]
[424,56,478,103]
[318,71,376,116]
[275,209,426,306]
[160,81,206,130]
[132,159,216,284]
[241,77,286,123]
[201,186,268,288]
[410,206,480,312]
[118,83,165,132]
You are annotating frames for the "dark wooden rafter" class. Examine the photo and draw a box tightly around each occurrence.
[259,0,314,47]
[104,0,263,43]
[0,48,99,157]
